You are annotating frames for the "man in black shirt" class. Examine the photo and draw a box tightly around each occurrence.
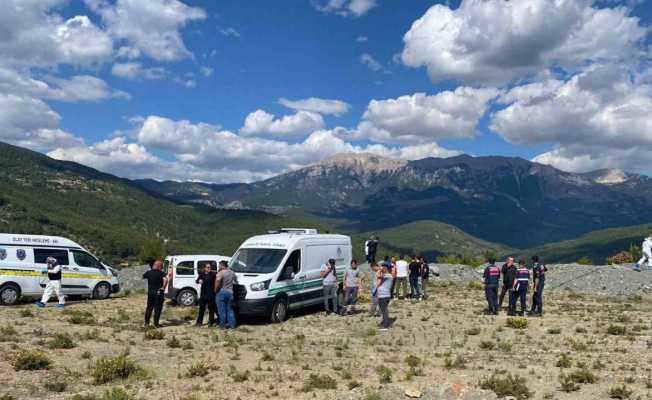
[498,257,516,310]
[142,260,168,328]
[195,263,217,326]
[408,255,422,300]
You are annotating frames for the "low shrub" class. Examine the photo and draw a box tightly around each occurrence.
[479,340,495,350]
[184,361,210,378]
[44,380,67,393]
[47,332,76,349]
[405,354,421,368]
[65,310,96,325]
[506,317,528,329]
[375,366,392,384]
[166,336,180,348]
[556,354,572,369]
[479,372,532,400]
[608,385,633,399]
[143,329,164,341]
[607,325,627,336]
[301,373,337,392]
[90,354,144,384]
[12,350,51,370]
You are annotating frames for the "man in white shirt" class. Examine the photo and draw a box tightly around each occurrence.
[320,258,340,315]
[395,255,409,299]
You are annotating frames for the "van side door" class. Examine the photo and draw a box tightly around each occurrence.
[174,260,196,292]
[303,245,327,305]
[70,250,109,295]
[272,249,304,307]
[34,248,73,293]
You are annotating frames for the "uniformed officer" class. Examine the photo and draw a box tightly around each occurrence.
[511,260,530,316]
[483,257,501,315]
[530,256,547,316]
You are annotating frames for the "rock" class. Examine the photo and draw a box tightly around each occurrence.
[405,388,423,398]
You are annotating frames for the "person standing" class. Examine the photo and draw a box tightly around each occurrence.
[420,256,430,299]
[499,257,516,309]
[36,257,65,308]
[635,235,652,271]
[395,255,409,299]
[376,264,394,331]
[320,258,340,315]
[343,259,362,314]
[365,236,379,264]
[368,262,380,317]
[195,263,217,326]
[511,260,530,316]
[408,255,422,300]
[215,260,237,329]
[530,256,547,316]
[483,257,501,315]
[142,260,167,328]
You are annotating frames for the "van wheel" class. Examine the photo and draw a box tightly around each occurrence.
[0,284,20,305]
[270,297,288,323]
[93,282,111,300]
[177,289,196,307]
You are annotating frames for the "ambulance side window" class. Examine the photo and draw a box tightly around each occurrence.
[176,261,195,276]
[34,249,69,265]
[283,250,301,276]
[198,261,218,272]
[71,250,101,268]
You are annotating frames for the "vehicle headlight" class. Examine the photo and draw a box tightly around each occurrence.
[250,280,271,291]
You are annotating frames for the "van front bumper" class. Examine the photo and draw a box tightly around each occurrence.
[237,297,273,317]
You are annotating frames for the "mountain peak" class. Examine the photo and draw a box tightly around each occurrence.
[316,152,407,174]
[583,169,630,185]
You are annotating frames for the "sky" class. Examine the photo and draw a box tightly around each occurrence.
[1,0,651,183]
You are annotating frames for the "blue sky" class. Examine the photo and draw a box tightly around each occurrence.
[1,0,651,182]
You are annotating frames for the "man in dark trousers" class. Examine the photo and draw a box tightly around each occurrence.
[195,262,217,326]
[530,256,547,316]
[499,257,516,309]
[408,255,422,300]
[143,260,167,328]
[483,257,501,315]
[511,260,530,316]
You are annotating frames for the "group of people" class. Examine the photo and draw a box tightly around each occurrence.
[141,259,238,329]
[483,256,547,316]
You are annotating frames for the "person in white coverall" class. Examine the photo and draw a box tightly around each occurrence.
[636,236,652,272]
[36,256,65,308]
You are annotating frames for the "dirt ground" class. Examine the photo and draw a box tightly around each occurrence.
[1,283,651,400]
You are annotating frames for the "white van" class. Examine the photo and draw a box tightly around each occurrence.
[0,233,120,305]
[164,254,231,306]
[230,229,351,322]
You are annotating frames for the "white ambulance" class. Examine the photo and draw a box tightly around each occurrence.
[164,254,231,306]
[230,229,351,322]
[0,233,120,305]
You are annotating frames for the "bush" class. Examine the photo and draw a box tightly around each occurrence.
[101,387,134,400]
[444,354,467,369]
[560,368,599,391]
[607,325,627,336]
[375,366,392,384]
[576,257,593,265]
[609,385,633,399]
[465,327,481,335]
[12,350,51,370]
[479,372,532,400]
[137,240,166,265]
[47,333,76,349]
[506,317,528,329]
[556,354,572,369]
[479,340,495,350]
[405,354,421,368]
[185,361,210,378]
[301,373,337,392]
[19,309,33,318]
[227,366,250,383]
[166,336,180,348]
[90,354,144,384]
[467,281,484,291]
[44,381,67,393]
[66,310,96,325]
[143,328,165,340]
[546,328,561,335]
[608,251,633,265]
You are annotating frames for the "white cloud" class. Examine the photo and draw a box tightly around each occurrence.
[0,1,113,68]
[240,110,325,137]
[359,53,383,72]
[115,46,141,60]
[199,67,214,77]
[278,97,350,116]
[86,0,206,61]
[220,27,241,38]
[111,63,168,80]
[44,75,130,102]
[492,65,652,172]
[364,143,461,160]
[313,0,377,17]
[348,87,499,145]
[401,0,648,84]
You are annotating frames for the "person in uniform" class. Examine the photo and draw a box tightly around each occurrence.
[36,257,65,308]
[195,263,217,326]
[142,260,167,328]
[530,256,547,316]
[483,257,501,315]
[511,260,530,316]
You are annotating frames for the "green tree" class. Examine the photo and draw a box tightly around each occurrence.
[629,242,642,262]
[137,239,166,265]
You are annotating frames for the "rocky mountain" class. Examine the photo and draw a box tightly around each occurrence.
[139,153,652,249]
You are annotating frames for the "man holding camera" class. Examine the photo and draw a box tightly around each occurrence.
[320,258,340,315]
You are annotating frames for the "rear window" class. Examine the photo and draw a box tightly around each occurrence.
[198,260,218,272]
[34,249,69,265]
[175,261,195,276]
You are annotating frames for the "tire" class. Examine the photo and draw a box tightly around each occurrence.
[0,283,21,306]
[176,288,196,307]
[270,296,288,323]
[93,282,112,300]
